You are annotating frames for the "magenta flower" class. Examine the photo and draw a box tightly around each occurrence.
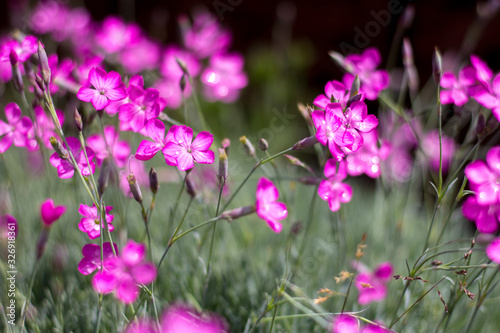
[0,36,38,63]
[421,130,456,173]
[27,105,65,151]
[470,55,494,88]
[118,84,160,133]
[470,58,500,120]
[0,214,17,239]
[78,242,118,275]
[135,119,169,161]
[92,240,157,304]
[40,199,67,227]
[332,315,359,333]
[181,11,232,59]
[462,196,500,234]
[314,80,355,110]
[0,102,33,153]
[119,37,161,74]
[255,177,288,233]
[162,125,215,171]
[49,136,96,179]
[45,54,75,94]
[95,16,142,54]
[342,48,389,100]
[464,146,500,205]
[440,66,476,106]
[78,204,114,240]
[318,159,352,212]
[87,125,130,168]
[77,67,127,110]
[125,319,158,333]
[486,238,500,264]
[345,130,386,178]
[161,304,229,333]
[355,262,393,305]
[201,52,248,103]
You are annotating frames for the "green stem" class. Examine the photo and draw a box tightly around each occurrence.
[19,260,40,333]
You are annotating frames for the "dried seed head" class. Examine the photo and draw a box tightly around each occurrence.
[127,173,143,204]
[149,167,159,194]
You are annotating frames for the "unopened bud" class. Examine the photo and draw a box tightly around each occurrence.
[185,174,196,198]
[49,136,69,160]
[349,75,360,99]
[74,108,83,132]
[284,154,315,175]
[38,41,51,86]
[398,5,415,29]
[346,94,362,108]
[218,148,228,185]
[292,135,318,150]
[127,173,143,204]
[476,113,485,134]
[149,167,159,194]
[297,102,313,127]
[432,47,442,84]
[11,63,24,93]
[35,73,45,92]
[180,73,187,92]
[258,138,268,151]
[26,64,44,100]
[175,57,189,76]
[220,205,256,221]
[240,136,256,157]
[98,158,110,197]
[402,38,413,67]
[36,228,49,260]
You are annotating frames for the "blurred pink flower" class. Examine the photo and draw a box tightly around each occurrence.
[119,37,161,74]
[318,159,352,212]
[118,83,160,133]
[78,242,117,275]
[78,204,114,240]
[95,16,142,54]
[162,125,215,171]
[0,214,17,239]
[49,136,96,179]
[355,262,393,305]
[201,52,247,103]
[486,238,500,263]
[0,102,33,153]
[314,80,357,110]
[77,67,127,110]
[421,130,456,173]
[125,319,158,333]
[470,56,500,121]
[40,199,67,227]
[464,146,500,205]
[0,36,38,63]
[161,304,229,333]
[440,66,476,106]
[26,105,65,151]
[46,54,75,94]
[255,177,288,233]
[87,125,130,168]
[346,130,385,178]
[462,196,500,234]
[332,315,359,333]
[92,240,156,304]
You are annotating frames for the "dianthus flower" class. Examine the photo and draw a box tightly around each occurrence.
[464,146,500,205]
[0,102,33,153]
[87,125,130,168]
[421,130,456,173]
[49,136,96,179]
[314,80,355,110]
[462,196,500,234]
[345,130,385,178]
[118,83,160,133]
[355,262,393,305]
[77,67,127,110]
[440,66,476,106]
[486,238,500,264]
[78,204,114,240]
[332,315,359,333]
[470,55,500,121]
[255,177,288,233]
[94,16,142,54]
[92,240,156,303]
[26,105,65,151]
[0,36,38,63]
[40,199,67,227]
[78,242,118,275]
[318,159,352,212]
[161,304,229,333]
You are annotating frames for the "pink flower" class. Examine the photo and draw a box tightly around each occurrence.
[119,37,161,74]
[125,319,158,333]
[255,177,288,233]
[440,66,476,106]
[161,304,229,333]
[332,315,359,333]
[78,204,114,240]
[0,36,38,63]
[464,146,500,205]
[49,136,96,179]
[342,48,389,100]
[92,240,157,304]
[201,52,248,103]
[87,125,130,168]
[421,130,456,173]
[486,238,500,263]
[0,102,33,153]
[78,242,117,275]
[95,16,142,54]
[77,67,127,110]
[181,11,232,59]
[26,105,65,151]
[40,199,67,227]
[45,54,75,94]
[118,84,161,133]
[318,159,352,212]
[162,125,215,171]
[462,196,500,234]
[470,56,500,120]
[355,262,393,305]
[345,130,385,178]
[314,80,356,110]
[0,214,17,239]
[135,119,169,161]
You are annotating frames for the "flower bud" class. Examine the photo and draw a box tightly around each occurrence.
[432,47,442,84]
[175,57,189,76]
[222,138,231,154]
[239,136,256,157]
[149,167,159,194]
[127,173,143,204]
[26,64,44,100]
[11,62,24,93]
[185,175,197,198]
[218,148,228,185]
[98,158,110,197]
[180,73,187,92]
[297,102,313,127]
[398,4,415,29]
[292,135,318,150]
[349,75,360,99]
[220,205,256,221]
[49,137,69,160]
[258,138,269,151]
[38,41,51,87]
[284,154,315,174]
[36,228,49,260]
[35,72,45,92]
[74,108,83,132]
[476,113,485,134]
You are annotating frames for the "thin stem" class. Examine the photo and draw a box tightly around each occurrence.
[19,260,40,333]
